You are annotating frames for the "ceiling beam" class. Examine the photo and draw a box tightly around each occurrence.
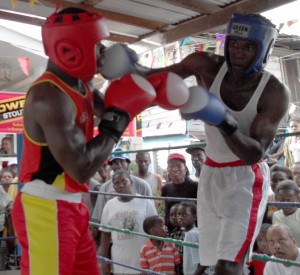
[159,0,222,13]
[163,0,298,43]
[108,33,139,44]
[80,0,103,5]
[0,10,44,26]
[0,8,141,44]
[40,0,166,30]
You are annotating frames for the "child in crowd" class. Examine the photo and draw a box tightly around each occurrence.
[265,164,293,222]
[177,202,213,275]
[140,215,181,275]
[169,204,184,264]
[248,223,272,275]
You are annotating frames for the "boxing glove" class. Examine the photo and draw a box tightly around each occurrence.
[147,72,189,110]
[100,43,138,80]
[99,74,156,142]
[180,86,238,137]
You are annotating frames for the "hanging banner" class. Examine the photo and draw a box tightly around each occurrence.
[1,92,140,137]
[0,92,25,133]
[94,118,138,137]
[122,119,137,137]
[136,114,142,137]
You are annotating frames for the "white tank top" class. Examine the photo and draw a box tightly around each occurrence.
[205,63,271,162]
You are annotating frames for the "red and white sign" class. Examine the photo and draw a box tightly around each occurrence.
[0,92,25,133]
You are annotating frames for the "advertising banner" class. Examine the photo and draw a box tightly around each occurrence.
[0,92,25,133]
[0,92,141,137]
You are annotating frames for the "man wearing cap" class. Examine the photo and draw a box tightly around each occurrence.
[186,146,206,182]
[162,153,197,231]
[91,147,152,225]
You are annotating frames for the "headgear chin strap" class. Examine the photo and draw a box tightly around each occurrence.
[224,13,278,74]
[42,10,109,81]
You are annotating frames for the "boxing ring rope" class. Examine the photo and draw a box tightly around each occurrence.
[0,182,18,186]
[0,237,16,241]
[89,190,197,203]
[97,256,164,275]
[96,130,300,155]
[90,222,199,248]
[252,253,300,267]
[107,143,206,154]
[0,154,17,158]
[90,190,300,208]
[90,190,300,271]
[274,130,300,139]
[92,216,300,270]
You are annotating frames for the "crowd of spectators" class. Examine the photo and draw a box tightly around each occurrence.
[2,132,300,274]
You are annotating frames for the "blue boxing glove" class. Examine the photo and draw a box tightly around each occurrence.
[180,86,238,137]
[100,43,138,80]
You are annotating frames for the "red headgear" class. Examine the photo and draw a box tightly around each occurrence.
[42,9,109,81]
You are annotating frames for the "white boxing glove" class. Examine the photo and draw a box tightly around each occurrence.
[100,43,138,80]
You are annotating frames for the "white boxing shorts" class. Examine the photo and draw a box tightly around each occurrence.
[197,158,269,266]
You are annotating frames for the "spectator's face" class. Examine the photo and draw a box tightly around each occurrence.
[256,231,271,255]
[267,227,297,260]
[111,159,129,172]
[289,121,300,132]
[136,153,150,173]
[151,219,168,237]
[271,171,289,192]
[276,189,298,216]
[9,164,18,178]
[169,206,179,227]
[191,150,205,170]
[177,205,196,229]
[1,171,13,183]
[1,138,12,153]
[98,164,111,181]
[167,160,186,184]
[112,174,132,195]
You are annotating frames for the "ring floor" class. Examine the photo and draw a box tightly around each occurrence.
[0,271,20,274]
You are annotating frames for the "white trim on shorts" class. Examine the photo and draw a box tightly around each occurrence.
[21,180,82,203]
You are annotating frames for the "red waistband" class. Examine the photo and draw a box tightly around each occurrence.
[205,157,246,167]
[205,157,263,167]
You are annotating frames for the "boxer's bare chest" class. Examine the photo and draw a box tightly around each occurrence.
[220,73,263,111]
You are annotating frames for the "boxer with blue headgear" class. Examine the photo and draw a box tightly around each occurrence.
[135,12,290,275]
[224,13,278,74]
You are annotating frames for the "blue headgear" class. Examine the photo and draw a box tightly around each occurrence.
[108,147,131,165]
[224,13,278,74]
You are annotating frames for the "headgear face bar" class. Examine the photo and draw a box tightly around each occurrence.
[42,10,109,81]
[224,13,278,74]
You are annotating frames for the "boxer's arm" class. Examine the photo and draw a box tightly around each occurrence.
[224,79,290,164]
[25,84,116,183]
[180,78,290,165]
[136,51,222,83]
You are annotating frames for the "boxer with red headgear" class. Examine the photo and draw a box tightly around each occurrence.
[136,13,290,275]
[12,7,155,275]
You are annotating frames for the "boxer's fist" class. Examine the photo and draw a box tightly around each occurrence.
[147,72,189,110]
[100,44,138,80]
[99,74,156,142]
[180,86,238,137]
